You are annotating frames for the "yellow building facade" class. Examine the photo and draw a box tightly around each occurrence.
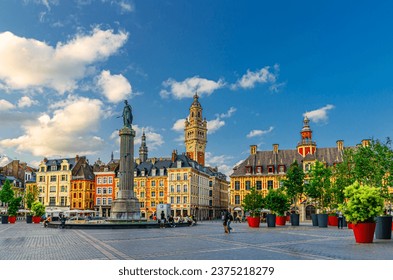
[36,156,87,212]
[230,117,352,221]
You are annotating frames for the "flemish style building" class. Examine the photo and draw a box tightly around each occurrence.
[36,155,87,212]
[229,116,364,221]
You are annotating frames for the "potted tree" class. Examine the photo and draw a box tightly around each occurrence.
[0,179,15,224]
[24,186,38,224]
[242,187,264,228]
[282,160,304,226]
[7,196,22,223]
[305,161,332,228]
[264,189,290,226]
[339,181,384,243]
[31,201,45,224]
[352,139,393,239]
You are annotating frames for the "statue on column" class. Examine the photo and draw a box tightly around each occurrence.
[121,100,133,128]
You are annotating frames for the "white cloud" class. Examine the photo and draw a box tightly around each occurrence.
[232,65,279,90]
[111,125,164,151]
[0,155,12,167]
[160,76,225,99]
[205,152,233,177]
[0,28,128,94]
[134,126,164,151]
[304,104,335,123]
[0,99,15,111]
[247,126,274,138]
[97,70,132,103]
[0,96,104,157]
[119,1,134,13]
[18,96,38,108]
[219,107,237,118]
[172,118,186,132]
[207,118,225,134]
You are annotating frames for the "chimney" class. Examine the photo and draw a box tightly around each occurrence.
[361,139,370,147]
[273,144,279,154]
[75,155,79,162]
[171,150,177,162]
[152,157,157,164]
[250,145,257,155]
[336,140,344,151]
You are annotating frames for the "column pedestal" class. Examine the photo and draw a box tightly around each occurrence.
[110,126,141,221]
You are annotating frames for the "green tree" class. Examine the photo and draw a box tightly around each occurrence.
[305,160,332,213]
[331,148,356,208]
[7,197,22,217]
[264,188,290,216]
[352,138,393,201]
[282,160,304,213]
[339,181,384,224]
[242,187,264,217]
[31,201,45,217]
[0,179,15,211]
[24,186,38,210]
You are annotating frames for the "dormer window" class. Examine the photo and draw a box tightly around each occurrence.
[152,169,156,176]
[51,165,57,171]
[256,166,262,174]
[141,170,145,176]
[278,165,286,174]
[177,161,182,168]
[267,165,274,174]
[134,170,137,176]
[245,166,252,174]
[160,168,165,176]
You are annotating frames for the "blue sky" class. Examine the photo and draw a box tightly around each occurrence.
[1,1,393,176]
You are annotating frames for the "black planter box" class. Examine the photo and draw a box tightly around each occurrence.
[290,213,300,226]
[317,213,328,228]
[1,215,8,224]
[311,214,318,226]
[375,216,392,239]
[266,214,276,227]
[26,215,33,224]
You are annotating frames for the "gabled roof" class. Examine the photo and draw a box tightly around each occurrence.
[231,146,346,177]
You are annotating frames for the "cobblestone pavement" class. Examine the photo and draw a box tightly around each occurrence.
[1,221,393,260]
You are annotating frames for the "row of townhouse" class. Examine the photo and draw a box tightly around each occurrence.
[24,93,230,218]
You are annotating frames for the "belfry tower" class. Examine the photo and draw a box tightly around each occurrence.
[297,115,317,157]
[184,93,208,166]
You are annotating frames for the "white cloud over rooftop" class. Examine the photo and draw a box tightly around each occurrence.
[0,28,128,94]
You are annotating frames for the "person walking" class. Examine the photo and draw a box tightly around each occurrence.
[223,212,230,233]
[227,211,234,232]
[337,211,344,229]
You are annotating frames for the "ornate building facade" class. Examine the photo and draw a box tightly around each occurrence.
[229,116,363,221]
[36,156,86,212]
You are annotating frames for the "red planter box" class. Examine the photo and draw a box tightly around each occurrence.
[33,216,41,224]
[276,216,286,226]
[247,216,260,228]
[8,216,16,224]
[353,222,376,243]
[348,223,353,229]
[328,216,338,226]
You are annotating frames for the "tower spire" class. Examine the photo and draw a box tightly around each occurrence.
[184,92,207,165]
[139,130,148,163]
[297,115,316,157]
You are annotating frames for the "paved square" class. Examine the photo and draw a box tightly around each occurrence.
[1,221,393,260]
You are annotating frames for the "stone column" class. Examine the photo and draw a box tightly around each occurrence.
[110,127,141,220]
[117,127,135,199]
